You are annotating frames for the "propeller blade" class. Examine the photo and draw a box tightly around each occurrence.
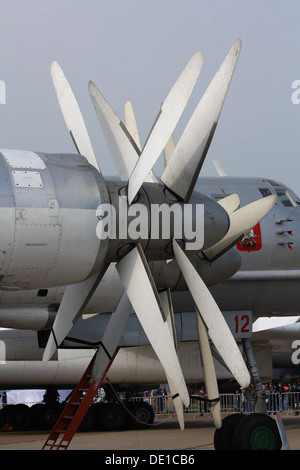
[89,81,155,182]
[217,193,240,215]
[165,374,185,430]
[116,243,190,407]
[50,61,100,172]
[124,100,158,183]
[163,135,176,168]
[127,52,203,204]
[172,239,250,388]
[213,160,227,177]
[196,307,222,429]
[124,101,141,151]
[161,39,241,202]
[42,266,109,364]
[160,289,185,430]
[204,194,276,261]
[159,289,177,344]
[92,292,132,383]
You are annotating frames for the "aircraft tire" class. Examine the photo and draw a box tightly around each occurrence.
[126,401,155,429]
[80,404,96,431]
[214,413,245,450]
[94,402,126,431]
[30,403,61,430]
[91,402,105,430]
[232,413,282,450]
[42,404,61,430]
[30,403,45,429]
[8,404,32,430]
[0,404,32,430]
[0,405,14,429]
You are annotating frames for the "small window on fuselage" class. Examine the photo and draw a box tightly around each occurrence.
[275,189,297,207]
[259,188,272,198]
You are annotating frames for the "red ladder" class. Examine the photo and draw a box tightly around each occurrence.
[42,347,119,450]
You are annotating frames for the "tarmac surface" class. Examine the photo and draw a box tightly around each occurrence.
[0,414,299,452]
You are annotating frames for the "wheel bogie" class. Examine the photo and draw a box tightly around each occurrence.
[0,400,155,432]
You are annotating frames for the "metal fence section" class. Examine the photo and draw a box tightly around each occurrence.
[1,391,300,417]
[131,392,300,417]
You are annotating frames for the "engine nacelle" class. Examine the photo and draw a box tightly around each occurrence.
[0,150,110,289]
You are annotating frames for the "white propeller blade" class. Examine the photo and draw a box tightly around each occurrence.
[163,135,176,168]
[125,100,176,171]
[161,39,241,202]
[213,160,227,177]
[204,194,276,261]
[160,289,185,431]
[92,292,132,383]
[124,100,158,183]
[127,52,203,205]
[43,266,108,364]
[50,61,100,172]
[196,308,222,429]
[89,82,155,182]
[124,101,142,152]
[217,193,240,215]
[172,239,251,388]
[116,243,190,407]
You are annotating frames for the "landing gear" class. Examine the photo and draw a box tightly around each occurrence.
[214,413,282,450]
[93,402,126,431]
[30,403,61,430]
[76,400,155,432]
[0,399,155,432]
[126,400,155,429]
[0,404,32,431]
[214,413,245,450]
[242,338,268,414]
[214,337,282,450]
[87,400,154,431]
[232,413,282,450]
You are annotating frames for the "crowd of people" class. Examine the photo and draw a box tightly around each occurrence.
[137,380,300,415]
[233,379,300,414]
[264,380,300,394]
[262,379,300,413]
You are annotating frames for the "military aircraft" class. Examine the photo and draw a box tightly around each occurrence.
[0,38,295,448]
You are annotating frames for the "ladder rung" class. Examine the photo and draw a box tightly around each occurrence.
[42,348,119,450]
[45,443,67,448]
[49,443,68,449]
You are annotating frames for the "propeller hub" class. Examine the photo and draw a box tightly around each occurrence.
[98,180,230,263]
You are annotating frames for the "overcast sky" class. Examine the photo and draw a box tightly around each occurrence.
[1,1,300,195]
